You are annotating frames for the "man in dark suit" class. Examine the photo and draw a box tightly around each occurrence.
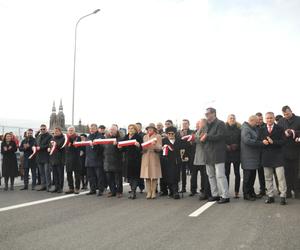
[260,112,287,205]
[278,105,300,199]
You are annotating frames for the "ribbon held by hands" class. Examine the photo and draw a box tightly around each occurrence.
[118,139,137,147]
[162,144,173,156]
[73,141,93,147]
[93,138,117,145]
[285,129,296,139]
[141,138,157,149]
[28,146,38,159]
[49,141,57,156]
[61,134,69,149]
[181,134,195,142]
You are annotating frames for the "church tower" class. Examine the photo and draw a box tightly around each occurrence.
[49,101,57,130]
[57,99,66,130]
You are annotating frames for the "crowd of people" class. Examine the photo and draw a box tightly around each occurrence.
[1,105,300,206]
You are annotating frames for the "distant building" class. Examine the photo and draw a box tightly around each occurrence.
[49,100,89,134]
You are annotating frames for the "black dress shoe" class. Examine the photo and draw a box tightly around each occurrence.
[280,197,287,205]
[286,192,292,199]
[208,196,220,202]
[265,196,275,204]
[86,191,96,195]
[256,192,266,199]
[244,194,255,201]
[20,186,28,190]
[179,189,186,193]
[217,198,230,204]
[50,189,58,193]
[128,192,136,199]
[159,192,168,197]
[173,193,180,199]
[189,193,196,197]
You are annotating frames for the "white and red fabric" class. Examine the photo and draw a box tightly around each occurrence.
[295,137,300,143]
[49,141,57,155]
[162,144,173,156]
[28,146,38,159]
[181,134,195,142]
[118,139,137,147]
[285,129,296,139]
[60,134,69,149]
[93,138,117,145]
[141,138,157,149]
[73,141,92,147]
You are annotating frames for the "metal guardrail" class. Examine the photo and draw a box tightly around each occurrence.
[0,125,38,139]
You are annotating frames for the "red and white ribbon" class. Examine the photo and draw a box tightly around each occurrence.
[295,137,300,143]
[162,144,173,156]
[285,129,296,139]
[181,134,195,142]
[49,141,57,155]
[61,134,68,149]
[93,138,117,145]
[118,139,137,147]
[142,138,157,149]
[28,146,38,159]
[73,140,93,147]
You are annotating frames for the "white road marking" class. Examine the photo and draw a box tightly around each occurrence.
[0,183,129,213]
[188,201,216,217]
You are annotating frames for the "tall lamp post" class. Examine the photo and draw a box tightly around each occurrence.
[72,9,100,126]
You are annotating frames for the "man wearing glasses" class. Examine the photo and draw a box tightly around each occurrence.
[201,108,230,204]
[35,124,53,191]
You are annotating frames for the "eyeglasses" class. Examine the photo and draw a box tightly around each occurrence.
[40,128,46,131]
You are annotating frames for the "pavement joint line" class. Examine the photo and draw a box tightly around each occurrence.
[0,183,129,213]
[188,201,216,217]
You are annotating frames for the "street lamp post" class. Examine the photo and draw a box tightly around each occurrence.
[72,9,100,126]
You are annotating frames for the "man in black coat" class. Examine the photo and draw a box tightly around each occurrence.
[177,119,194,193]
[85,124,105,196]
[49,127,66,193]
[260,112,287,205]
[35,124,53,191]
[19,129,37,190]
[277,105,300,199]
[136,122,145,193]
[225,115,241,198]
[255,112,266,198]
[65,127,82,194]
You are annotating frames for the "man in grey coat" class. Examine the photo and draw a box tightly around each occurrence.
[201,108,230,204]
[241,115,263,201]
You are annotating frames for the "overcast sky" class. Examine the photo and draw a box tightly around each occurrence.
[0,0,299,129]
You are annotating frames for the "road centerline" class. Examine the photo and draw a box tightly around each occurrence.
[188,201,216,217]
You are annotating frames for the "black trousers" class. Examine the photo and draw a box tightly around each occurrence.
[106,171,123,194]
[243,169,256,195]
[137,178,145,190]
[284,158,300,195]
[190,165,211,197]
[257,166,266,193]
[225,161,241,193]
[180,162,189,190]
[52,164,64,191]
[129,177,139,192]
[87,166,105,192]
[24,167,37,187]
[168,182,179,195]
[67,170,81,190]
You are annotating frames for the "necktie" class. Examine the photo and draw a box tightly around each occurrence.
[268,125,272,134]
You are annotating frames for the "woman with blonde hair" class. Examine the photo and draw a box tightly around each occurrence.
[140,123,162,199]
[121,124,143,199]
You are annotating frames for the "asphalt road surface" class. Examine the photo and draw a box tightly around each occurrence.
[0,174,299,250]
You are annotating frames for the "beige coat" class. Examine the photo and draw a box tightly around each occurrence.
[140,133,162,179]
